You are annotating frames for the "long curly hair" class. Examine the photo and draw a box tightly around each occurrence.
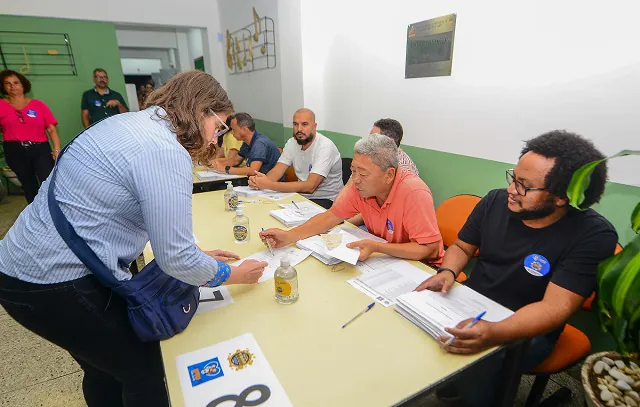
[143,71,234,163]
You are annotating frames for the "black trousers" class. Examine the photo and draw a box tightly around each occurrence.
[0,272,169,407]
[3,141,54,203]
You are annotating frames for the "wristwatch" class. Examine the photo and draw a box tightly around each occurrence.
[437,267,457,280]
[225,166,231,174]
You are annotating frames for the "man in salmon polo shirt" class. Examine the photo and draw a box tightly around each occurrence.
[260,133,444,265]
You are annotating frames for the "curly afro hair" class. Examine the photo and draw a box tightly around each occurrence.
[521,130,607,209]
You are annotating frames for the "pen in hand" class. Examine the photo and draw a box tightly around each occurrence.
[262,228,275,257]
[443,311,486,347]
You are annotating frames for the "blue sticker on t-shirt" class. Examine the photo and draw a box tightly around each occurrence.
[308,163,313,172]
[386,219,394,234]
[94,100,102,107]
[524,254,551,277]
[26,109,37,118]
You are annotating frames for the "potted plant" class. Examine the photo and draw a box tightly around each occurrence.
[567,150,640,407]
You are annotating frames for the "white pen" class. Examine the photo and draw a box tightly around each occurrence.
[261,228,275,257]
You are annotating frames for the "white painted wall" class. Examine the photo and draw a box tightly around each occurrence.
[120,58,162,75]
[116,27,178,49]
[218,0,283,123]
[299,0,640,186]
[119,48,170,70]
[175,30,193,71]
[188,28,205,60]
[277,0,304,127]
[4,0,226,86]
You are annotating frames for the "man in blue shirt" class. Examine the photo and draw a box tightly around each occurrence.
[211,112,281,176]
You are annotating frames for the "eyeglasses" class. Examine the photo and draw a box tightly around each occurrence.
[15,110,25,124]
[212,111,230,139]
[506,169,548,196]
[94,76,108,80]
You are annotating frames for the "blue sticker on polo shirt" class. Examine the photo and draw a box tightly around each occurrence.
[524,254,551,277]
[26,109,37,118]
[187,357,224,387]
[386,219,394,234]
[308,163,313,172]
[94,100,102,107]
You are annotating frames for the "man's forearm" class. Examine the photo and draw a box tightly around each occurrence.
[440,242,473,275]
[229,166,256,175]
[375,241,439,261]
[490,301,574,344]
[266,180,315,194]
[290,211,343,241]
[117,103,128,113]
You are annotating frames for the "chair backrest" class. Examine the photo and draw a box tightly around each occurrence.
[341,157,352,186]
[278,147,299,182]
[435,194,482,248]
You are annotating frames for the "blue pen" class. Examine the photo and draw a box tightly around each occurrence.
[444,310,486,347]
[342,302,375,329]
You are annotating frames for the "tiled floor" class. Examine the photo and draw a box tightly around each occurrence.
[0,195,587,407]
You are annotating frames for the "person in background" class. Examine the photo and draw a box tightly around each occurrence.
[261,133,444,264]
[0,70,61,203]
[212,116,245,168]
[248,108,343,209]
[0,71,267,407]
[416,131,618,406]
[210,112,281,177]
[371,118,418,176]
[81,68,128,128]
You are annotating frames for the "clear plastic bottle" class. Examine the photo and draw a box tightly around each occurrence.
[274,258,299,304]
[232,208,250,244]
[224,181,238,212]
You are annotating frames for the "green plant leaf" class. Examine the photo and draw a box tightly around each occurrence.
[632,202,640,233]
[567,150,640,209]
[608,235,640,318]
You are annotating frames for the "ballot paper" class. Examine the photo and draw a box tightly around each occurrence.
[395,285,514,341]
[197,286,234,315]
[348,255,430,306]
[232,246,312,282]
[269,201,326,227]
[176,333,292,407]
[258,191,297,201]
[325,230,362,265]
[320,233,342,249]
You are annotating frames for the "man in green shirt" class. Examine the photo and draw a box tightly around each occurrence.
[81,68,128,128]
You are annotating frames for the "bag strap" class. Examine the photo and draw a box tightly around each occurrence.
[47,123,120,289]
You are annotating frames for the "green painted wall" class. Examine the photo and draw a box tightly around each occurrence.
[254,119,284,147]
[0,16,126,147]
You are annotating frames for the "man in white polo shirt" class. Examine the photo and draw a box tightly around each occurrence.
[248,108,343,209]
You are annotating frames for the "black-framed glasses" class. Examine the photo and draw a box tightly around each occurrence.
[506,169,548,196]
[15,110,25,124]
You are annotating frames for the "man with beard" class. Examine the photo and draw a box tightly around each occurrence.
[415,130,618,406]
[81,68,128,128]
[249,108,343,209]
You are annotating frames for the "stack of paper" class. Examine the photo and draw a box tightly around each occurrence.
[269,201,326,227]
[296,226,386,266]
[231,246,312,283]
[195,170,239,181]
[395,286,513,341]
[233,186,265,197]
[348,256,428,306]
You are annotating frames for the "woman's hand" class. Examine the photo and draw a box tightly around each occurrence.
[225,260,267,285]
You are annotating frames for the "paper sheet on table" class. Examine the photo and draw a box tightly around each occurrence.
[176,333,292,407]
[347,256,430,306]
[395,285,514,339]
[232,246,312,282]
[197,286,234,315]
[195,170,240,180]
[234,185,274,197]
[326,230,362,265]
[258,191,297,201]
[270,201,326,227]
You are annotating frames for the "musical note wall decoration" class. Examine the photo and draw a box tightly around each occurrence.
[225,7,276,74]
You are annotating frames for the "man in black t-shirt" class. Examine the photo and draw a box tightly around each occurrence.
[416,130,618,406]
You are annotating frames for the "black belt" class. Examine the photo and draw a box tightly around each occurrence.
[4,141,47,147]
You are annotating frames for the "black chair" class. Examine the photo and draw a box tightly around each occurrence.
[341,157,352,186]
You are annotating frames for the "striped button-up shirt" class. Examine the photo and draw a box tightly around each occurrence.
[0,107,227,285]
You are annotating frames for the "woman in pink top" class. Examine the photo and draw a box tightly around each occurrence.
[0,70,61,203]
